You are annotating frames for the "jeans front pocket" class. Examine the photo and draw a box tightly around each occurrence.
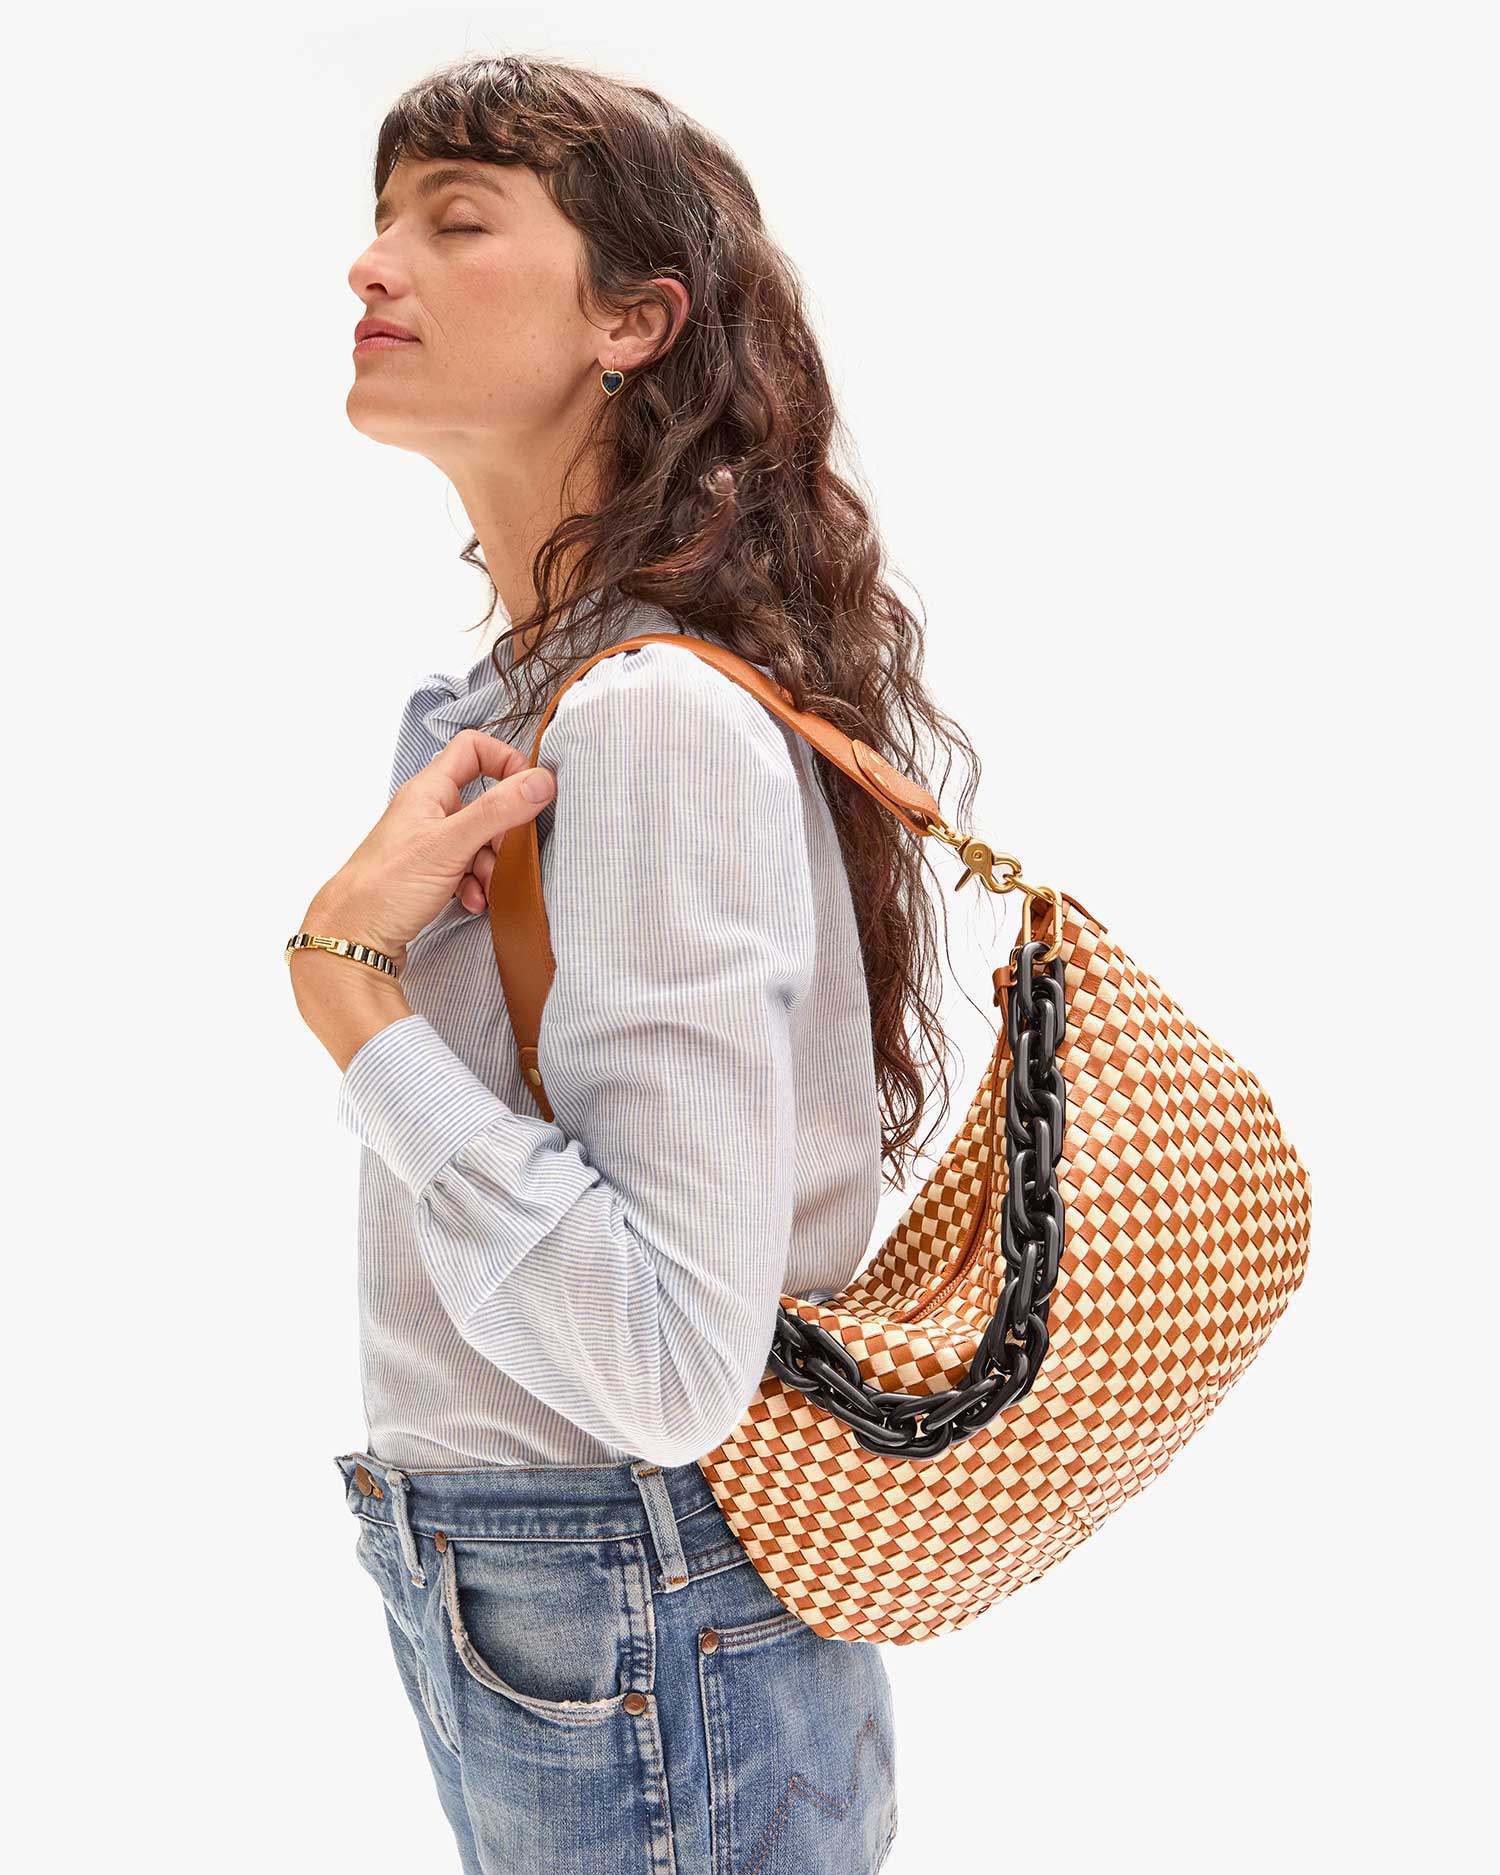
[438,1531,653,1728]
[697,1569,898,1875]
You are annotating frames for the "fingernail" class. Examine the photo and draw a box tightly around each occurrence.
[521,768,553,802]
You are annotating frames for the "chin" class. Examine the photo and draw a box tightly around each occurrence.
[345,388,423,447]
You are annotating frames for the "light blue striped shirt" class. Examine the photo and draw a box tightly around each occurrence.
[336,596,883,1469]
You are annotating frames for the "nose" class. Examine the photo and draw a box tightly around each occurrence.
[348,232,406,305]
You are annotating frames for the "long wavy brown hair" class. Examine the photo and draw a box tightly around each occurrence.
[371,53,987,1191]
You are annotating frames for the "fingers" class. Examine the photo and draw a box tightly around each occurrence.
[437,733,546,917]
[456,845,496,915]
[439,730,555,820]
[437,730,556,868]
[430,728,531,792]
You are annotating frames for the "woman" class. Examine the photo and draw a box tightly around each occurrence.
[287,52,980,1875]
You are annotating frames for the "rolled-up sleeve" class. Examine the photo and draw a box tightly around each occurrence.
[336,643,816,1467]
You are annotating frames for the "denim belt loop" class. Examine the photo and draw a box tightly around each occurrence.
[629,1461,690,1593]
[382,1467,427,1587]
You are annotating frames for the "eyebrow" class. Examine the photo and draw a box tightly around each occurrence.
[373,164,512,229]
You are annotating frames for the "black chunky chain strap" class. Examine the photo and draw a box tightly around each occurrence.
[766,937,1069,1460]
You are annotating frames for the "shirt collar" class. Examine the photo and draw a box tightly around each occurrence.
[417,639,518,739]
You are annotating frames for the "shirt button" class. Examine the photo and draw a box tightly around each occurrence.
[699,1630,720,1653]
[622,1691,648,1714]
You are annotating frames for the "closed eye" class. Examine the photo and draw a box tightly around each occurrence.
[440,225,487,235]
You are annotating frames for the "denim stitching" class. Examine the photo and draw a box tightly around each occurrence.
[737,1714,893,1875]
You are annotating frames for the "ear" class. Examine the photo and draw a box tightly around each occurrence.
[605,276,691,369]
[649,276,692,357]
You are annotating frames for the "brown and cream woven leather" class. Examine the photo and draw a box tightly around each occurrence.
[486,633,1314,1646]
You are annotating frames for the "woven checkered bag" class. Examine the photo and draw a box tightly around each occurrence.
[487,632,1313,1646]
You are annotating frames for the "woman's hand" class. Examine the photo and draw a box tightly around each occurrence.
[304,729,556,963]
[289,732,555,1072]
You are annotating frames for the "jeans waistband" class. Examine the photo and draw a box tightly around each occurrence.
[332,1449,721,1595]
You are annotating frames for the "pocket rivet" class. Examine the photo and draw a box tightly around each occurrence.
[435,1530,448,1552]
[353,1465,374,1496]
[699,1629,720,1653]
[622,1691,648,1714]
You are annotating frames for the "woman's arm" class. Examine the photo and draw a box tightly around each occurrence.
[336,643,817,1467]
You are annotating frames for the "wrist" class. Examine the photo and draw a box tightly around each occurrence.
[291,955,411,1072]
[303,884,362,937]
[301,887,407,975]
[290,900,412,1072]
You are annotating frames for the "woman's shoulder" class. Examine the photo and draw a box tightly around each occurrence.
[533,635,811,863]
[544,622,786,757]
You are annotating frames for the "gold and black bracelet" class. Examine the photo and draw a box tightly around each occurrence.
[284,931,399,979]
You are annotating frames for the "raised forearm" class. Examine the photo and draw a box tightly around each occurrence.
[288,895,413,1072]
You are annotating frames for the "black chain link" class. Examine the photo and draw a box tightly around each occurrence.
[765,937,1068,1459]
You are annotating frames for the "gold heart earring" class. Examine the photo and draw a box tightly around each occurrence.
[599,366,625,396]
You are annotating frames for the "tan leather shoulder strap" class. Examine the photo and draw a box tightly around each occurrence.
[484,631,943,1119]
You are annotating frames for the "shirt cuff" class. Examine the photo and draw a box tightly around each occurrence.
[336,1012,523,1196]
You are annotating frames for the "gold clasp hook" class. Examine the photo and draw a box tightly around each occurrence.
[925,817,1064,965]
[1019,881,1064,963]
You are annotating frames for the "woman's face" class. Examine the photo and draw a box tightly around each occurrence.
[346,156,605,462]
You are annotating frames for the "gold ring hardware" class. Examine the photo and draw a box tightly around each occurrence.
[924,816,1063,966]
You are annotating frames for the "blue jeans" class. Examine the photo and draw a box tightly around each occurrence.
[333,1449,899,1873]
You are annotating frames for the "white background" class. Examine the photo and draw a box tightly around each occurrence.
[6,3,1494,1870]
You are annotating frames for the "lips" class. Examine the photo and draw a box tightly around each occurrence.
[355,319,418,343]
